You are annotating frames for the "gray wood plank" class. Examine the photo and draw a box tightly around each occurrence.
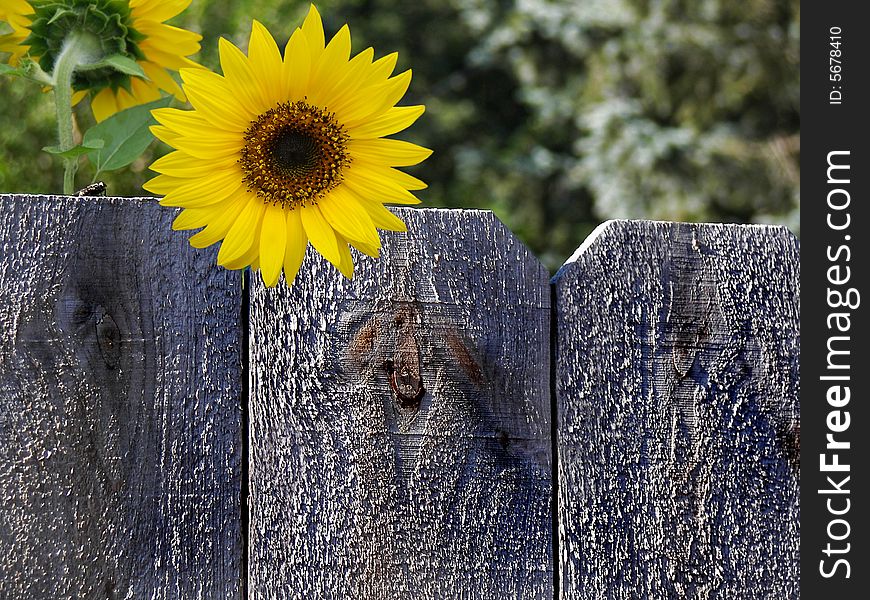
[0,194,242,600]
[249,208,552,599]
[553,221,800,599]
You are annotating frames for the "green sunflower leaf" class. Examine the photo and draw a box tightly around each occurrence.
[0,64,23,76]
[84,54,147,80]
[0,59,52,85]
[84,96,173,177]
[43,139,104,159]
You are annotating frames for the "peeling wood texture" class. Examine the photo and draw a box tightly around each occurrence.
[553,221,800,599]
[0,195,242,599]
[249,208,552,599]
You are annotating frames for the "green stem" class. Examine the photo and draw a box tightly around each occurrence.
[52,32,98,195]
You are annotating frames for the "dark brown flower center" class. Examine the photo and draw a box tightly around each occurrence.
[239,101,350,208]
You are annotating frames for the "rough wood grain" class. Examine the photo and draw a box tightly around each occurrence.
[0,195,242,599]
[553,221,800,599]
[249,208,552,599]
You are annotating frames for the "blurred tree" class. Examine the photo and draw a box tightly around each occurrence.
[437,0,800,265]
[0,0,799,270]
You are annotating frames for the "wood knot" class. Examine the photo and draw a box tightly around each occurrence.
[95,308,121,369]
[443,328,484,385]
[384,359,425,409]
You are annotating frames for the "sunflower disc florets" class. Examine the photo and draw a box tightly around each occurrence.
[240,101,352,210]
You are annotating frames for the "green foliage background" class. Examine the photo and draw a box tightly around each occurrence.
[0,0,799,270]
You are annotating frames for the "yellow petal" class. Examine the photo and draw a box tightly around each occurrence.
[170,135,242,161]
[151,108,244,159]
[172,208,205,231]
[130,0,191,23]
[348,238,380,258]
[318,187,380,247]
[259,203,287,287]
[142,62,184,99]
[342,70,412,127]
[328,51,399,120]
[342,166,423,205]
[139,39,199,71]
[170,191,250,231]
[222,231,262,270]
[187,193,251,248]
[248,20,284,102]
[141,45,201,71]
[333,233,355,279]
[283,209,308,286]
[143,172,184,195]
[308,24,351,102]
[311,46,373,111]
[150,150,222,177]
[301,4,325,63]
[349,139,433,167]
[347,105,425,139]
[218,198,266,265]
[136,21,201,56]
[119,79,162,111]
[171,203,227,230]
[152,107,218,134]
[372,165,428,191]
[147,169,244,207]
[350,192,408,232]
[150,125,183,147]
[368,52,398,81]
[300,204,341,266]
[282,28,312,101]
[90,89,120,123]
[181,68,254,131]
[71,90,87,106]
[219,37,270,115]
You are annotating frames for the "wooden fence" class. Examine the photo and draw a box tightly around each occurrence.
[0,195,799,599]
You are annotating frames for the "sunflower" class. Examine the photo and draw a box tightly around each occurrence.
[144,5,431,287]
[0,0,33,65]
[23,0,201,121]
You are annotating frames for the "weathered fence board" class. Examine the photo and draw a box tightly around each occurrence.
[249,208,553,599]
[553,221,800,598]
[1,196,801,598]
[0,195,242,599]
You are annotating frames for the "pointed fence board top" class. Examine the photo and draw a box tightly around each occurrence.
[248,208,553,599]
[553,220,800,599]
[0,195,242,600]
